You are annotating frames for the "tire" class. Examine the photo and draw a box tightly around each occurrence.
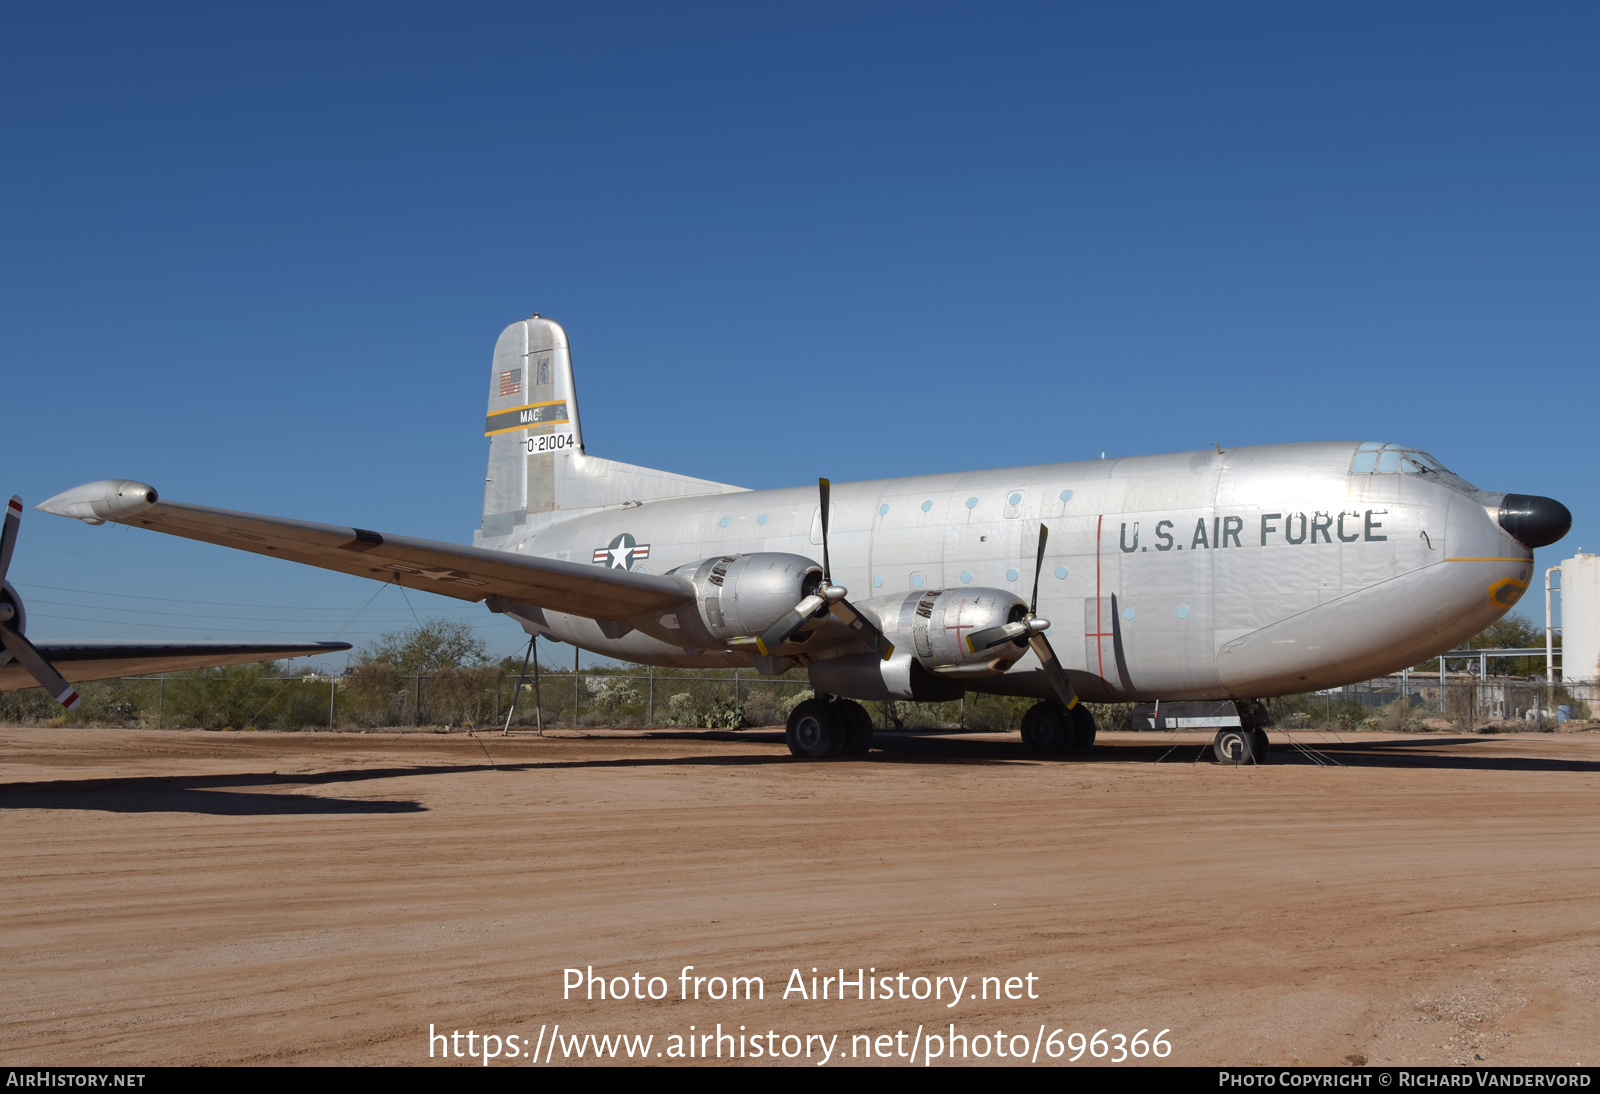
[786,698,844,759]
[1069,704,1098,750]
[1020,702,1072,754]
[1213,726,1265,765]
[834,699,875,756]
[1252,727,1270,760]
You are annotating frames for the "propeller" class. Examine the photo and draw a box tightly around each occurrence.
[0,495,82,709]
[963,524,1083,712]
[755,478,895,660]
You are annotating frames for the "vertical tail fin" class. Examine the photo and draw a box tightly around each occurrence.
[481,315,581,540]
[477,316,743,544]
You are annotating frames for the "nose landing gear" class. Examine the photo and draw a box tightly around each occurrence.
[1213,726,1270,765]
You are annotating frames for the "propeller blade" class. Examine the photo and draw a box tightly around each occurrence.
[0,495,20,586]
[966,619,1044,655]
[1028,631,1080,712]
[1030,523,1048,616]
[966,625,1014,654]
[0,626,81,709]
[817,478,832,585]
[754,593,827,655]
[827,597,895,661]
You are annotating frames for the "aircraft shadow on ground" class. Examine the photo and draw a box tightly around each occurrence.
[0,754,794,815]
[3,733,1592,813]
[908,733,1600,773]
[635,728,1600,772]
[0,769,431,816]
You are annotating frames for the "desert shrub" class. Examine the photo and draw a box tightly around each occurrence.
[694,698,745,729]
[962,692,1033,732]
[666,692,697,725]
[345,661,404,727]
[160,662,288,729]
[0,685,59,726]
[1361,698,1428,733]
[740,684,810,727]
[1088,702,1134,732]
[425,665,500,727]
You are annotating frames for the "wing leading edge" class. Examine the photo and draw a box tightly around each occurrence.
[37,480,692,625]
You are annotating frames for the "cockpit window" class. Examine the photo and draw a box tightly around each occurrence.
[1351,441,1449,476]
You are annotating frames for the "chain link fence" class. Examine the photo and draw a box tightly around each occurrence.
[2,663,1594,733]
[0,662,1040,733]
[1263,677,1597,734]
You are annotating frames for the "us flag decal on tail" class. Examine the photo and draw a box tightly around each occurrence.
[499,369,522,397]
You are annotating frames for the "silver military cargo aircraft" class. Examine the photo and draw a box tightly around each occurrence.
[39,316,1570,761]
[1,494,349,705]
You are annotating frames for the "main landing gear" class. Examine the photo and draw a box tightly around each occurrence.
[1212,726,1270,765]
[1019,701,1097,755]
[785,697,874,759]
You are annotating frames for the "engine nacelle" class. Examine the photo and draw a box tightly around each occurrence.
[808,587,1031,701]
[664,552,823,648]
[876,587,1031,676]
[0,581,23,631]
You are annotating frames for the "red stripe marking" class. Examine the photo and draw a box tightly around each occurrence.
[7,498,21,514]
[1095,513,1104,681]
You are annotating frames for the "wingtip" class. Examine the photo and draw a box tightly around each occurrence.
[37,480,159,522]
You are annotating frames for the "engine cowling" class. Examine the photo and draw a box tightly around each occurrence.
[808,587,1031,701]
[664,552,823,648]
[875,587,1031,675]
[0,581,23,631]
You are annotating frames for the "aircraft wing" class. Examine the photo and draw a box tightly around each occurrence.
[0,640,351,691]
[37,481,694,624]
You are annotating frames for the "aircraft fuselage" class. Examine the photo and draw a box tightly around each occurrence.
[488,440,1531,702]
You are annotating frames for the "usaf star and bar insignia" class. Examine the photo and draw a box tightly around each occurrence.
[592,533,650,570]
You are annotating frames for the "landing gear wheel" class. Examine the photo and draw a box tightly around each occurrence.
[1020,702,1073,754]
[834,699,875,756]
[1252,728,1270,760]
[786,698,845,759]
[1069,704,1098,750]
[1213,726,1266,765]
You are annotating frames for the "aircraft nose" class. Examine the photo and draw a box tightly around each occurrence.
[1497,494,1572,549]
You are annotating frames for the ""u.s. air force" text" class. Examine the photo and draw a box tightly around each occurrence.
[1120,510,1387,553]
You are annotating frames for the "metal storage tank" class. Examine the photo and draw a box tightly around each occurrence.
[1561,552,1600,684]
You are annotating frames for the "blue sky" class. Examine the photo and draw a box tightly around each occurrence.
[4,3,1596,666]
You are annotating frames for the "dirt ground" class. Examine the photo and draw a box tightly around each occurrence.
[2,724,1597,1067]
